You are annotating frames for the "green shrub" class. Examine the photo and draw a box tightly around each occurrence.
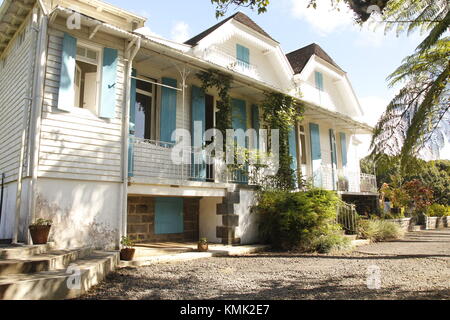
[426,204,450,217]
[358,219,404,242]
[255,189,342,252]
[312,233,351,254]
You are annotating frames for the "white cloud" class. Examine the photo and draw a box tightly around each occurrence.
[290,0,394,48]
[171,21,190,43]
[291,0,355,36]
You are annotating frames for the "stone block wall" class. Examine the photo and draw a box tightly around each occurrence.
[425,216,449,230]
[127,196,199,243]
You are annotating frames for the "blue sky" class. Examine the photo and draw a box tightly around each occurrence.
[104,0,422,126]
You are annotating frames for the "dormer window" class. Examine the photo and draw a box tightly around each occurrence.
[315,71,323,91]
[236,44,250,69]
[315,71,324,91]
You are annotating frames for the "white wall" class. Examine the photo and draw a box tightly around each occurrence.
[35,178,121,249]
[199,197,222,243]
[40,21,125,182]
[0,17,33,184]
[235,189,259,245]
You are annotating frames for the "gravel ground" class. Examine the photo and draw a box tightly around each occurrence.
[81,230,450,300]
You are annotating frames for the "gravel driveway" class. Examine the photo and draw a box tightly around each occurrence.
[82,230,450,300]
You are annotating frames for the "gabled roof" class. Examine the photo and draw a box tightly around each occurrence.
[184,12,277,46]
[286,43,344,74]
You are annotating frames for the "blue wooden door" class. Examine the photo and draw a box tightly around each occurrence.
[232,98,248,183]
[309,123,322,187]
[154,197,184,235]
[191,86,206,181]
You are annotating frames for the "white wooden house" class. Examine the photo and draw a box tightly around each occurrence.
[0,0,376,249]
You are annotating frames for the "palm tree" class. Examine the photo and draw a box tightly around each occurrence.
[371,0,449,170]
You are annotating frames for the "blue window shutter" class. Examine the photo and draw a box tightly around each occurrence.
[340,132,348,168]
[309,123,322,187]
[232,98,248,184]
[155,197,184,235]
[315,71,324,91]
[57,33,77,111]
[236,44,250,65]
[232,98,247,133]
[329,129,338,189]
[160,77,177,143]
[191,86,206,148]
[289,126,298,171]
[99,47,118,118]
[191,86,206,181]
[251,105,260,149]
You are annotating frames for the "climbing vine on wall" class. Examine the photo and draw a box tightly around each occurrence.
[260,92,305,190]
[197,69,233,137]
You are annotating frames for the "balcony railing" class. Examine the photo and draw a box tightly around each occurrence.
[131,138,377,193]
[202,46,260,79]
[310,165,377,194]
[297,80,338,111]
[131,137,257,185]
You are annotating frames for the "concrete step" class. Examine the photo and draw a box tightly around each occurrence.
[0,251,119,300]
[0,243,54,260]
[410,225,425,232]
[0,247,93,276]
[120,245,269,268]
[344,235,358,241]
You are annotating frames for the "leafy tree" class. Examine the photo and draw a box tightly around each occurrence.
[362,155,450,206]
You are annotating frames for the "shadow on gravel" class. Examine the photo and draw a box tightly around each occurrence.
[81,271,449,300]
[222,253,450,260]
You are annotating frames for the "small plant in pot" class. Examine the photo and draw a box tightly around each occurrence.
[29,218,53,245]
[198,238,209,252]
[120,236,136,261]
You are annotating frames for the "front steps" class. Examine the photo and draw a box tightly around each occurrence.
[0,244,119,300]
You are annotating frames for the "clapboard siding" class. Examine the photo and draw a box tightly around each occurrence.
[39,26,126,182]
[0,18,33,184]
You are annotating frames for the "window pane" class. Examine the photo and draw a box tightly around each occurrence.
[136,79,153,93]
[86,49,98,61]
[135,93,152,139]
[300,134,307,165]
[77,47,86,57]
[75,60,98,110]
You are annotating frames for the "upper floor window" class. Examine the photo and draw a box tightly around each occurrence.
[315,71,324,91]
[74,44,101,113]
[236,44,250,69]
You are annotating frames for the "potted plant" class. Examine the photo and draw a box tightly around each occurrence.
[198,238,209,252]
[120,236,136,261]
[29,218,52,245]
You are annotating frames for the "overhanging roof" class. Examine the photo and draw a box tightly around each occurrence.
[0,0,36,57]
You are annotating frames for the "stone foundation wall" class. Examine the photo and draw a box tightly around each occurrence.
[127,196,199,243]
[386,218,414,232]
[425,216,449,230]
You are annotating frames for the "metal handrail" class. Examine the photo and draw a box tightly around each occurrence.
[337,202,358,235]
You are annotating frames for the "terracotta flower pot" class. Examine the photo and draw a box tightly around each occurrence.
[120,248,136,261]
[198,242,209,252]
[29,225,51,245]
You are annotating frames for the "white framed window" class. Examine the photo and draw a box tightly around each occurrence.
[73,42,102,114]
[134,75,158,140]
